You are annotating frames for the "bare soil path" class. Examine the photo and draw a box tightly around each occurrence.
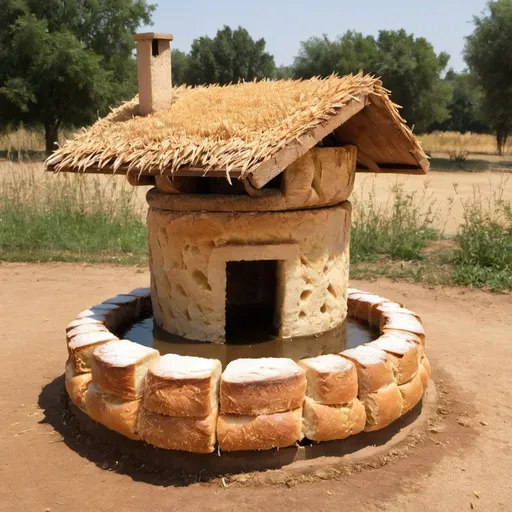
[0,262,511,511]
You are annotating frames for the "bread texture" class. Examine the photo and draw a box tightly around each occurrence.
[65,360,92,411]
[380,329,425,356]
[418,356,431,391]
[348,293,390,322]
[66,316,106,333]
[217,408,303,451]
[302,397,366,442]
[361,382,403,432]
[380,312,426,343]
[91,340,159,400]
[143,354,221,417]
[368,335,419,385]
[68,331,119,373]
[369,301,406,328]
[66,323,108,344]
[220,358,306,415]
[85,383,141,440]
[299,354,358,405]
[77,303,120,318]
[137,407,218,453]
[399,372,424,415]
[340,345,394,395]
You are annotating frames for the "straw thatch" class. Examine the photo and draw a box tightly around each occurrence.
[45,73,428,185]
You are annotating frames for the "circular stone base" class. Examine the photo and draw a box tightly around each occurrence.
[69,382,437,477]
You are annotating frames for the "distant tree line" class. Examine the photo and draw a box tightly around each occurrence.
[1,0,511,154]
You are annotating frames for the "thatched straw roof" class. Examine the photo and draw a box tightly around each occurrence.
[45,74,428,188]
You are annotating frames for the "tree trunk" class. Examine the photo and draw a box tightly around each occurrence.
[44,121,60,155]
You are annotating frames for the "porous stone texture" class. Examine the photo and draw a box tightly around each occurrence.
[148,202,351,343]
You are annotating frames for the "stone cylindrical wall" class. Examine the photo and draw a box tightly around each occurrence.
[147,202,351,343]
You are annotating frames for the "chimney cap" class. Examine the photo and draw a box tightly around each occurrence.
[134,32,174,42]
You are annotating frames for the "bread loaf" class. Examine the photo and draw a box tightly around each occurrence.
[66,316,106,333]
[340,345,394,395]
[418,356,431,391]
[65,360,92,410]
[302,397,366,442]
[371,303,420,328]
[220,358,306,415]
[399,372,424,415]
[91,340,159,400]
[66,323,108,345]
[127,287,152,315]
[299,354,358,405]
[127,287,151,297]
[77,303,120,318]
[368,335,419,385]
[360,383,403,432]
[217,408,303,451]
[137,407,218,453]
[379,329,425,356]
[143,354,221,417]
[85,383,141,440]
[68,331,119,373]
[380,312,425,344]
[348,293,390,322]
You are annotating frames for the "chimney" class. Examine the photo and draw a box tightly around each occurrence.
[134,32,174,115]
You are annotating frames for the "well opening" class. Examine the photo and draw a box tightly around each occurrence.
[225,259,278,343]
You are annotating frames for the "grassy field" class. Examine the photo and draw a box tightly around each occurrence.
[1,160,510,291]
[0,161,147,264]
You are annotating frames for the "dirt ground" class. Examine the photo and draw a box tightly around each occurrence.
[0,262,511,511]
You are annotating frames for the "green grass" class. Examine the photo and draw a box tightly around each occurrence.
[451,178,512,291]
[0,163,148,264]
[350,182,441,262]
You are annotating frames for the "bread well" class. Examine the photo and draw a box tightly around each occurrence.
[299,354,358,405]
[66,323,108,345]
[380,311,425,344]
[91,340,159,400]
[217,408,303,451]
[399,372,424,415]
[340,345,394,395]
[220,358,306,415]
[302,397,366,442]
[65,360,92,411]
[137,407,218,453]
[368,335,420,385]
[360,382,403,432]
[66,316,106,333]
[143,354,221,417]
[85,383,141,440]
[418,356,431,391]
[68,331,119,373]
[348,293,390,322]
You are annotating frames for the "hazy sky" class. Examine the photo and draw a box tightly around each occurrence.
[141,0,489,71]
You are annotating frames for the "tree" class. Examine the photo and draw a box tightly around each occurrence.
[375,30,451,133]
[172,49,189,86]
[292,30,451,132]
[0,0,154,154]
[464,0,512,154]
[185,26,276,85]
[293,32,377,78]
[429,71,489,134]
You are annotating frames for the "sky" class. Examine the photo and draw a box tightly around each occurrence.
[141,0,489,71]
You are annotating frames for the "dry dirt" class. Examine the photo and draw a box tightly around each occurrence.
[1,262,511,511]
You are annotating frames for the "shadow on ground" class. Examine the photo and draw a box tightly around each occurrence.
[37,375,433,488]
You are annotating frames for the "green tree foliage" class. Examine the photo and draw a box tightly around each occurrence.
[185,26,276,85]
[464,0,512,154]
[430,71,489,133]
[0,0,154,154]
[292,30,451,132]
[171,49,189,87]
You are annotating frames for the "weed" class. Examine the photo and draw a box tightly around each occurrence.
[351,181,441,262]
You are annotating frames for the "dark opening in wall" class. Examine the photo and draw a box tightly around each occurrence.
[225,260,278,343]
[152,39,160,57]
[262,173,283,190]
